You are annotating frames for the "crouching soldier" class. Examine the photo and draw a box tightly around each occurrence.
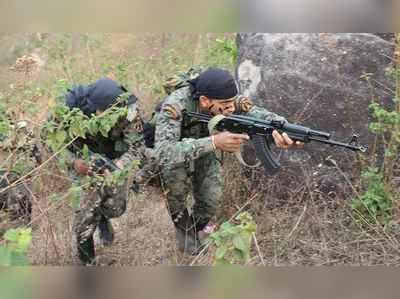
[0,117,39,227]
[47,77,149,265]
[0,170,32,233]
[154,68,301,255]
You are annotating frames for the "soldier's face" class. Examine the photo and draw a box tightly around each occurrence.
[199,96,236,116]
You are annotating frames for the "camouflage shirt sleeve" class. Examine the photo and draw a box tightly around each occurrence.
[154,97,214,167]
[118,104,147,169]
[235,95,287,122]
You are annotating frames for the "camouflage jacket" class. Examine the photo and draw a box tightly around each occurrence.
[154,86,287,167]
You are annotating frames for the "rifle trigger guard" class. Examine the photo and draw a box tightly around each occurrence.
[207,114,260,169]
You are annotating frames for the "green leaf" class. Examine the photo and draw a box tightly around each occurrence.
[12,162,27,175]
[233,234,248,252]
[220,222,233,231]
[220,222,236,235]
[99,125,110,137]
[215,258,231,266]
[87,120,98,135]
[10,252,29,266]
[49,193,61,204]
[16,229,32,253]
[0,246,12,266]
[67,185,82,209]
[215,246,227,260]
[4,229,18,242]
[233,248,245,261]
[55,130,67,144]
[82,144,89,160]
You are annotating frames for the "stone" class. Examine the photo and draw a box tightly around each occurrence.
[236,33,396,193]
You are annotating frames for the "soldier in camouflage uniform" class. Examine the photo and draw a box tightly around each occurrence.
[56,77,149,265]
[0,116,39,225]
[154,68,301,254]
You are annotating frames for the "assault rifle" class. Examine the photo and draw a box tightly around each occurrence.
[183,111,367,176]
[70,143,120,174]
[72,145,140,192]
[88,151,120,174]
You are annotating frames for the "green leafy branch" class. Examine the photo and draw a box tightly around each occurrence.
[42,96,131,205]
[352,167,393,223]
[209,212,256,265]
[215,37,238,65]
[43,102,128,152]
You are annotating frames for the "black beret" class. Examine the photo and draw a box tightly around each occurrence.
[65,77,137,116]
[191,68,238,100]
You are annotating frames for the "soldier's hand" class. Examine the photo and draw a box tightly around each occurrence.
[272,130,303,149]
[213,131,250,153]
[73,159,92,176]
[115,160,124,169]
[103,160,124,176]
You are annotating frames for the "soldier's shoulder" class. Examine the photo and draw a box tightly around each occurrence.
[235,95,255,114]
[160,87,192,120]
[164,86,192,105]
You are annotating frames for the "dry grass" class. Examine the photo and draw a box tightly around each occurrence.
[219,153,400,266]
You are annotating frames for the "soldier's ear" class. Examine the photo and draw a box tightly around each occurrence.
[199,96,210,109]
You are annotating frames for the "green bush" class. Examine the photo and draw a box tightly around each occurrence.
[353,37,400,224]
[352,167,393,222]
[0,228,32,266]
[209,212,256,265]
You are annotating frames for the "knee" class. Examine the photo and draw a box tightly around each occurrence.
[100,196,127,218]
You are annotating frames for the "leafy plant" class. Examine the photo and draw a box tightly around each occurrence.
[354,35,400,224]
[43,98,128,152]
[369,99,400,178]
[209,212,256,265]
[215,37,238,65]
[66,184,82,209]
[0,102,10,137]
[206,36,237,70]
[352,167,393,222]
[0,228,32,266]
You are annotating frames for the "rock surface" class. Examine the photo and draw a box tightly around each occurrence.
[236,33,395,182]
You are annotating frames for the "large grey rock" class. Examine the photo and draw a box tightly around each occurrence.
[236,33,395,191]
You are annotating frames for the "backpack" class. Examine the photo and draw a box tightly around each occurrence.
[162,66,204,95]
[144,67,205,148]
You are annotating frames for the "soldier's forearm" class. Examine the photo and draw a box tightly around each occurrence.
[155,136,214,166]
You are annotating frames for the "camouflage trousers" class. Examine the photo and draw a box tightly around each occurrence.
[73,181,128,244]
[161,152,223,231]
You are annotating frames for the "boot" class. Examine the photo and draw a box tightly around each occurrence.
[77,235,95,266]
[175,227,202,255]
[173,210,203,255]
[98,215,114,247]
